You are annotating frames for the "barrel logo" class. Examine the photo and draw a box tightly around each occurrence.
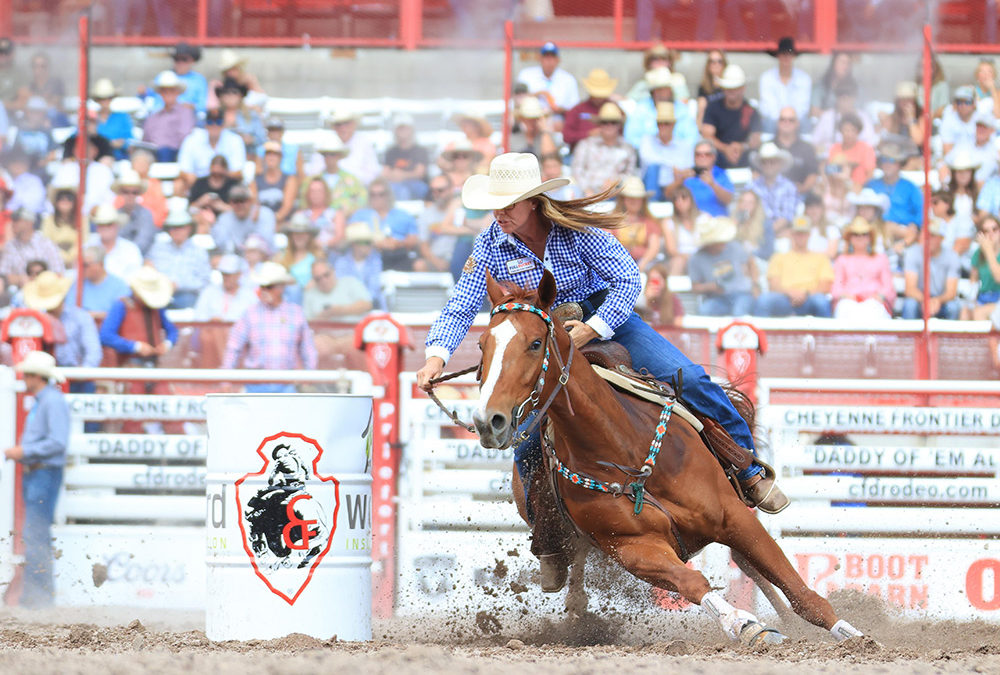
[235,432,340,604]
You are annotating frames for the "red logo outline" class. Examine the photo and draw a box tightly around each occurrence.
[234,431,341,605]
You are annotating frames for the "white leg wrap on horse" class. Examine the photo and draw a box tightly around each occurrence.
[701,591,758,640]
[830,619,864,641]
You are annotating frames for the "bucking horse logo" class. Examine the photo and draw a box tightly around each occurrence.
[235,432,340,604]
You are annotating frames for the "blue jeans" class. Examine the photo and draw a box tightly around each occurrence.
[169,290,199,309]
[700,292,756,317]
[246,383,297,394]
[514,309,761,488]
[901,297,961,320]
[755,292,832,318]
[21,466,63,608]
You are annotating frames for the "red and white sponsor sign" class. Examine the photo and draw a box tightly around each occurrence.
[779,538,1000,621]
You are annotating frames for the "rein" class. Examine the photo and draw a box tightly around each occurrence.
[426,364,478,433]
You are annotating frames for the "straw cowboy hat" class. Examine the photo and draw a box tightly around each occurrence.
[895,81,918,99]
[283,211,320,234]
[620,176,650,199]
[441,137,485,163]
[697,216,738,246]
[47,175,78,202]
[453,113,493,137]
[112,168,147,194]
[644,66,673,91]
[462,152,571,211]
[848,187,891,213]
[90,203,124,226]
[315,133,349,156]
[750,142,793,171]
[23,271,72,311]
[947,146,981,172]
[252,261,296,287]
[90,77,118,99]
[153,70,186,91]
[345,222,377,245]
[582,69,618,98]
[516,97,546,120]
[655,102,676,124]
[15,351,65,383]
[843,216,874,236]
[129,267,174,309]
[597,101,625,123]
[716,64,747,89]
[216,253,244,275]
[790,215,813,233]
[218,48,248,72]
[326,109,360,125]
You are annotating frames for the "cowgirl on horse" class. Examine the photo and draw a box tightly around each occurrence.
[416,153,788,588]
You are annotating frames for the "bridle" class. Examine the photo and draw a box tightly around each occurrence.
[489,301,574,445]
[426,300,574,444]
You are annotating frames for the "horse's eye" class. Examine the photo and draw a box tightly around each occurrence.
[529,339,543,351]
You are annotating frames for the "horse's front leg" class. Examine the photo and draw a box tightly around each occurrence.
[607,536,786,646]
[564,544,589,616]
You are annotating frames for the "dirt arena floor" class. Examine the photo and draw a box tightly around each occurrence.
[2,589,1000,675]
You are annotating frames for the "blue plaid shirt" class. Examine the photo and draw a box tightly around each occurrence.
[425,221,641,363]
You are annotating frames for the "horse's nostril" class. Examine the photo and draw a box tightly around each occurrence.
[490,413,507,433]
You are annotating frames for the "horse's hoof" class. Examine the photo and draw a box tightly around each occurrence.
[739,621,787,647]
[539,554,568,593]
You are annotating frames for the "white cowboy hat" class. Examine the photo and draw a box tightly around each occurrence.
[582,68,618,98]
[947,146,981,171]
[461,152,571,211]
[644,66,673,91]
[517,97,546,120]
[326,109,359,125]
[620,176,650,199]
[218,48,248,72]
[847,187,891,213]
[345,222,377,244]
[216,253,244,275]
[895,81,917,99]
[153,70,186,91]
[90,77,118,99]
[112,167,147,194]
[315,133,349,156]
[129,267,174,309]
[163,202,194,227]
[716,64,747,89]
[47,176,78,202]
[453,113,493,137]
[15,351,65,383]
[90,203,124,226]
[750,142,793,171]
[23,271,72,311]
[252,261,296,287]
[441,137,485,163]
[973,110,996,128]
[282,211,320,234]
[697,216,737,246]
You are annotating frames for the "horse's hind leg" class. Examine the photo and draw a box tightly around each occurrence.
[721,506,864,641]
[731,550,796,622]
[609,537,779,644]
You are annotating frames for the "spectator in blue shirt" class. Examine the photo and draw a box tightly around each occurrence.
[4,351,70,609]
[170,42,207,114]
[349,177,420,271]
[334,223,386,310]
[684,141,734,217]
[92,78,133,160]
[749,142,798,257]
[68,245,131,321]
[865,141,922,243]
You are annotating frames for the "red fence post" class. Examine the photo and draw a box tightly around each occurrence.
[400,0,420,51]
[613,0,624,45]
[814,0,838,53]
[197,0,208,43]
[920,23,933,379]
[502,20,513,153]
[75,14,89,306]
[354,314,411,617]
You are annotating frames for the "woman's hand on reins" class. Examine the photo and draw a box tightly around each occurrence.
[564,320,599,349]
[416,357,445,391]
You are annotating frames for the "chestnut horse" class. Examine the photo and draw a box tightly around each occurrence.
[472,271,864,644]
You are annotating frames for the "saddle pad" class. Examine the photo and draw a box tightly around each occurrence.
[591,364,704,433]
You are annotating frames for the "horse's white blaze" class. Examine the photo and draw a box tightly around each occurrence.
[478,319,517,415]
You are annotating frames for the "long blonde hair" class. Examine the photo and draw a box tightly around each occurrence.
[534,183,625,232]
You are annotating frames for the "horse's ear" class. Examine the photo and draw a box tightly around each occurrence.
[485,269,505,305]
[537,270,557,310]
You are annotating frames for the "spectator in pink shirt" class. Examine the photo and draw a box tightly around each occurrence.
[832,217,895,321]
[221,261,317,392]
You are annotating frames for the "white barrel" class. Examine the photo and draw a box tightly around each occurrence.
[205,394,373,641]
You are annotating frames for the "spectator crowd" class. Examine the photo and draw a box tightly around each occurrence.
[1,35,1000,374]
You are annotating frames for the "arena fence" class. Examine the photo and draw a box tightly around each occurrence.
[0,366,372,609]
[8,1,1000,53]
[760,378,1000,621]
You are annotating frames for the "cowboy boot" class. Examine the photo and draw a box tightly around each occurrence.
[526,461,575,592]
[739,468,790,515]
[701,418,790,514]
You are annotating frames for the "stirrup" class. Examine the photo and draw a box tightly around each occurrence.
[538,553,569,593]
[739,461,790,514]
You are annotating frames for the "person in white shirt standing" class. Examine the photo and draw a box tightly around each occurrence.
[87,203,143,281]
[758,37,812,134]
[516,42,580,123]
